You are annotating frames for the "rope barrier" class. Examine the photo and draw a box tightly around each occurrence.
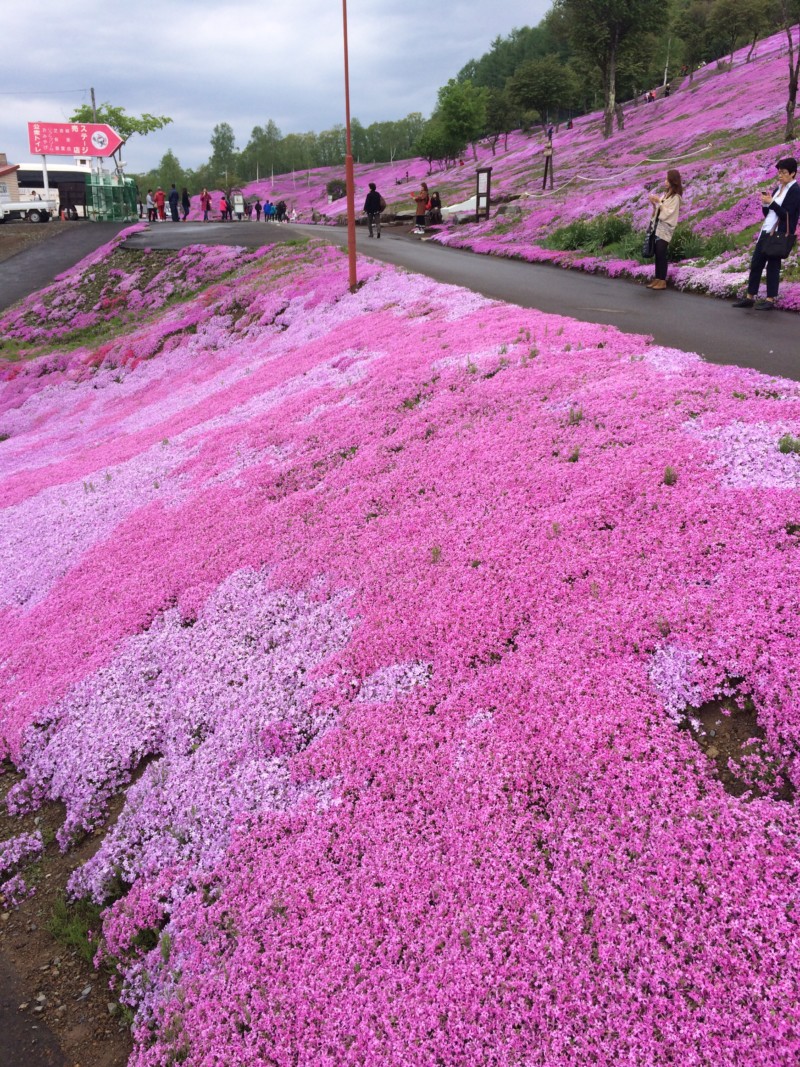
[519,143,713,199]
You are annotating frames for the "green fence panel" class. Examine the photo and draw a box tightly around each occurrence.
[84,174,138,222]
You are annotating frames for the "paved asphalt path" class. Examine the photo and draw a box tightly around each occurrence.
[124,221,799,382]
[1,219,797,381]
[0,951,65,1067]
[0,223,130,312]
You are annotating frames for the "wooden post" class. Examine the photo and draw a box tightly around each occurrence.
[475,167,492,221]
[542,139,554,190]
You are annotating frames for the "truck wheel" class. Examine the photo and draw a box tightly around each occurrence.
[27,209,44,223]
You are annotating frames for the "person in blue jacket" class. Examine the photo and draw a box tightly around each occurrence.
[732,157,800,310]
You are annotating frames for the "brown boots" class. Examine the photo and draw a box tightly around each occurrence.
[648,279,667,290]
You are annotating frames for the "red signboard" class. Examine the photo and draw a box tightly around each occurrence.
[27,122,124,158]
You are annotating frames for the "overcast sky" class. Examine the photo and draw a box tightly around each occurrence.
[2,1,551,173]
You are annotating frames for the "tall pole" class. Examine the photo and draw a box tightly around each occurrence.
[342,0,357,292]
[90,88,98,179]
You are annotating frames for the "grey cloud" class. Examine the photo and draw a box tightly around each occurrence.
[1,0,549,171]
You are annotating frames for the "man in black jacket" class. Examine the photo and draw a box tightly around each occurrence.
[168,184,180,223]
[733,156,800,310]
[363,182,384,238]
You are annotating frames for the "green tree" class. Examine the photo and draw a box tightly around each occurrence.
[436,79,487,160]
[69,102,172,152]
[415,119,461,171]
[209,122,238,184]
[150,150,186,192]
[507,55,579,128]
[240,120,288,179]
[457,24,567,88]
[555,0,661,136]
[483,88,517,154]
[673,0,713,79]
[708,0,752,65]
[779,0,800,138]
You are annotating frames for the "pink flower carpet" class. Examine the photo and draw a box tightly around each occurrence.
[0,227,799,1065]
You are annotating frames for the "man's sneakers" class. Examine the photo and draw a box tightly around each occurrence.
[732,297,776,309]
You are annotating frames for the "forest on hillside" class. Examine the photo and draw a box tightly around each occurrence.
[133,0,800,193]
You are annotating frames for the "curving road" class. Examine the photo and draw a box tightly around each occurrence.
[125,221,800,382]
[1,219,797,382]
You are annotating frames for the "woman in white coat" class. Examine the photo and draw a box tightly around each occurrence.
[646,169,683,290]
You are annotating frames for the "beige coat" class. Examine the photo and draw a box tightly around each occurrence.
[655,193,681,242]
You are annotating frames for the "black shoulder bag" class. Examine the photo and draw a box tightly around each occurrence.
[757,222,796,259]
[642,210,660,258]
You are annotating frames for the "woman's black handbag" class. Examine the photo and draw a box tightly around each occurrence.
[757,226,797,259]
[642,211,660,258]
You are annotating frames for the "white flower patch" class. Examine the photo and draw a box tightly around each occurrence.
[642,346,703,375]
[650,645,702,724]
[685,420,800,488]
[356,661,432,703]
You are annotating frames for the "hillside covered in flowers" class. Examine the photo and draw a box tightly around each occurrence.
[218,30,800,307]
[1,224,799,1064]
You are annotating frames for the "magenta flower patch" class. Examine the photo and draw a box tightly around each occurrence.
[1,234,799,1065]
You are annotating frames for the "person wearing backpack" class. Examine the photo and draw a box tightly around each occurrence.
[363,182,385,238]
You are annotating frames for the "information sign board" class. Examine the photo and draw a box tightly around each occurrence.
[28,122,124,158]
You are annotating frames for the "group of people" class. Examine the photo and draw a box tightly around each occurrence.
[148,154,800,311]
[146,185,191,223]
[361,182,442,237]
[646,156,799,308]
[171,189,300,223]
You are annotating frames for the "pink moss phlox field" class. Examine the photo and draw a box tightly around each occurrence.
[2,235,800,1066]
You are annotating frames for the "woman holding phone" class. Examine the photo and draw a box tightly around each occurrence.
[732,157,799,310]
[646,169,683,290]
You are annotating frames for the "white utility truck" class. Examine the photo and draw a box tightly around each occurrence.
[0,196,58,223]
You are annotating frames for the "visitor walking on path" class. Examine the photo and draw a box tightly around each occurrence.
[154,187,166,221]
[168,184,180,223]
[363,182,385,238]
[146,190,156,222]
[200,188,212,222]
[181,187,191,221]
[412,182,430,235]
[646,169,683,290]
[732,156,800,311]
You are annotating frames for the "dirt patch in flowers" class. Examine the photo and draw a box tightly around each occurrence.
[0,766,132,1067]
[688,699,795,802]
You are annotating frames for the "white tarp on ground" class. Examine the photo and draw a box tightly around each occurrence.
[441,196,477,219]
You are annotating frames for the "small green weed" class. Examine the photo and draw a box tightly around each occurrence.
[663,466,678,486]
[48,893,104,965]
[778,433,800,455]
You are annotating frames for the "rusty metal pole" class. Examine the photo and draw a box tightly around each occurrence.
[342,0,358,292]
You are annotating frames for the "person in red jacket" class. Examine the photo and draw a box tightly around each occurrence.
[154,187,166,221]
[200,188,212,222]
